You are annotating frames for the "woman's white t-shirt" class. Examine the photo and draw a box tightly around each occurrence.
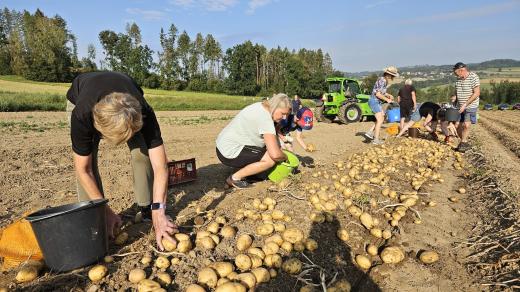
[216,102,276,159]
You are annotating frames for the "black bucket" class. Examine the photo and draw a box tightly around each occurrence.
[26,199,108,272]
[445,108,461,122]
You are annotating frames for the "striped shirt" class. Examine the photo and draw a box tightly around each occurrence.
[455,71,480,109]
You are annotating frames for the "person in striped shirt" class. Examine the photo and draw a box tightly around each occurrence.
[452,62,480,152]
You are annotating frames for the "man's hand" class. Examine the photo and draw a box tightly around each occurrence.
[105,206,122,239]
[152,210,178,251]
[459,104,467,113]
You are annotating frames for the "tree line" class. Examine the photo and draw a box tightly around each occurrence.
[0,8,335,97]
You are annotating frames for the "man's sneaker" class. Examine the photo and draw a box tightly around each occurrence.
[226,176,251,189]
[364,132,374,140]
[456,142,470,153]
[371,139,384,145]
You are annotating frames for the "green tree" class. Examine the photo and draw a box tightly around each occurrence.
[223,41,259,95]
[158,24,180,89]
[177,30,191,81]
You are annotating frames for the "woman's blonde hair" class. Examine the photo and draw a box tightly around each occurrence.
[93,92,143,145]
[263,93,291,115]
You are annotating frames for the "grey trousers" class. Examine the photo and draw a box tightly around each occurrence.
[67,101,153,206]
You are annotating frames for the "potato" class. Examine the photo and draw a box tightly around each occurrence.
[141,256,152,265]
[355,255,371,270]
[305,239,318,252]
[333,279,352,292]
[235,254,252,271]
[215,282,247,292]
[103,255,114,263]
[211,234,220,245]
[419,250,439,264]
[155,256,170,269]
[310,212,325,223]
[207,222,220,234]
[217,277,230,287]
[281,241,293,253]
[370,228,383,238]
[175,233,190,241]
[210,261,234,278]
[177,240,193,253]
[264,254,282,268]
[262,242,280,255]
[359,213,374,229]
[16,265,38,283]
[162,238,177,251]
[247,247,265,259]
[458,187,466,194]
[265,234,284,246]
[128,268,146,283]
[282,228,304,244]
[348,206,362,218]
[251,267,270,283]
[227,272,239,280]
[271,210,284,220]
[449,197,459,203]
[88,265,107,282]
[261,213,272,221]
[380,246,405,264]
[382,229,392,240]
[274,223,286,232]
[300,285,315,292]
[293,241,305,252]
[197,236,216,249]
[269,268,277,278]
[171,258,181,265]
[237,272,257,289]
[250,254,263,268]
[236,234,253,251]
[194,216,205,226]
[212,215,226,224]
[220,226,236,238]
[196,231,211,240]
[282,258,302,274]
[264,197,276,206]
[137,279,161,292]
[185,284,206,292]
[156,271,172,285]
[367,244,378,256]
[115,232,129,245]
[198,267,218,288]
[337,229,349,241]
[256,223,274,236]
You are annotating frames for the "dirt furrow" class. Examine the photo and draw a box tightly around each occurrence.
[479,116,520,159]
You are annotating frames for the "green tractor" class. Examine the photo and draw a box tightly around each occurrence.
[315,77,374,123]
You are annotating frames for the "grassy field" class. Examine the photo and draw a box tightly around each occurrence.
[0,75,316,111]
[0,75,265,111]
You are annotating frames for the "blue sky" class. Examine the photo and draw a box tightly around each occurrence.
[2,0,520,72]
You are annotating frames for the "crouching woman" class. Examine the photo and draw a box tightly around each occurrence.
[216,94,291,189]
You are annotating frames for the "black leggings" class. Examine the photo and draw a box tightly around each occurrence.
[216,146,266,168]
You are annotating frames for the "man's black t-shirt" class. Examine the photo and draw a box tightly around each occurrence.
[67,71,163,156]
[398,85,415,108]
[419,102,441,120]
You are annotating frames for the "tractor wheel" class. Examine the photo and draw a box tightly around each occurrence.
[339,103,362,123]
[315,106,335,123]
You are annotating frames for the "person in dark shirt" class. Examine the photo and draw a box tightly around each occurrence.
[291,94,302,116]
[66,71,176,250]
[397,79,417,131]
[396,102,442,140]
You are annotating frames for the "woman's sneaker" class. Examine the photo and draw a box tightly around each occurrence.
[364,132,374,140]
[226,176,251,189]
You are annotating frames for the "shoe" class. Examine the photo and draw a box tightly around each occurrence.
[226,176,251,189]
[364,132,374,140]
[456,142,470,153]
[371,139,384,145]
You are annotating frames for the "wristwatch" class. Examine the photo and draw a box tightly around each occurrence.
[150,203,167,210]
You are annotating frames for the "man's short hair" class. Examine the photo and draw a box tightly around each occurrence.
[405,79,413,86]
[453,62,467,71]
[93,92,143,145]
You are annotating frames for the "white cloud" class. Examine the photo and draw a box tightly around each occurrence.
[365,0,395,9]
[170,0,237,11]
[246,0,274,14]
[125,8,167,21]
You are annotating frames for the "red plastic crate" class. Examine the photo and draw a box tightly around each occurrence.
[167,158,197,187]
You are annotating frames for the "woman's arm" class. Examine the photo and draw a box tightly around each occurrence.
[73,153,103,199]
[412,91,417,110]
[295,131,307,150]
[264,133,287,162]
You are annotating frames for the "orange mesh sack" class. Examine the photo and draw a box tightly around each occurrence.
[0,219,43,271]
